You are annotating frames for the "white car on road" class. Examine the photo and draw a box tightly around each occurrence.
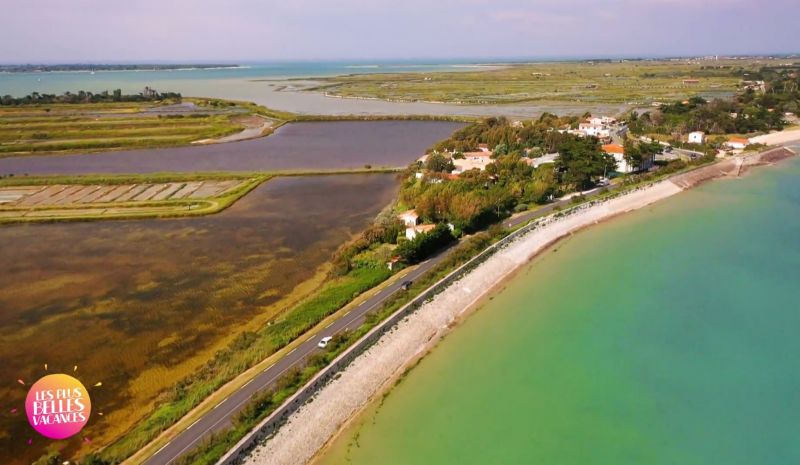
[318,336,333,348]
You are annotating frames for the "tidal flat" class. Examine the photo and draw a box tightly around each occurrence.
[0,173,397,465]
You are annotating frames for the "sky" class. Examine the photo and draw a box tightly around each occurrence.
[2,0,798,63]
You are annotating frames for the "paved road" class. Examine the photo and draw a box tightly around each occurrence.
[143,188,619,465]
[143,245,456,465]
[503,183,620,229]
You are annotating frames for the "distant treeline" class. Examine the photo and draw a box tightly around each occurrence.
[0,89,182,105]
[0,64,239,73]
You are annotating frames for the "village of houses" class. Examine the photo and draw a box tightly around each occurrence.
[397,113,769,243]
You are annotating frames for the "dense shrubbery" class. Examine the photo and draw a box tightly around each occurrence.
[330,213,405,276]
[427,113,581,154]
[396,224,456,263]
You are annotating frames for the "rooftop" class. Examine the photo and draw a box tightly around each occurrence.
[602,144,625,154]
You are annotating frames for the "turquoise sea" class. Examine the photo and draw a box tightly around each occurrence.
[317,156,800,465]
[0,60,489,97]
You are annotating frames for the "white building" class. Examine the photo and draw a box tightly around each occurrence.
[725,137,749,150]
[405,224,437,240]
[452,152,493,174]
[397,210,419,227]
[688,131,705,144]
[576,115,617,139]
[602,144,634,173]
[578,122,612,138]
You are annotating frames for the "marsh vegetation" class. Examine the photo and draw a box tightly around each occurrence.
[0,174,398,465]
[310,59,763,105]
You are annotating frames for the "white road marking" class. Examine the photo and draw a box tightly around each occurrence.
[154,441,172,455]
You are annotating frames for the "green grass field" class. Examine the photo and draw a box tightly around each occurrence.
[309,58,768,105]
[0,101,257,156]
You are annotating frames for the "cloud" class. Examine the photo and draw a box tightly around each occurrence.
[0,0,797,62]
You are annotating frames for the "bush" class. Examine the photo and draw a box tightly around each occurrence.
[330,216,405,276]
[396,224,456,264]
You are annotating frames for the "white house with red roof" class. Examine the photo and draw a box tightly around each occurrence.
[602,143,634,173]
[724,136,750,150]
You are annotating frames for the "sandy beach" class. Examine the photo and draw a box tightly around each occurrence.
[749,128,800,146]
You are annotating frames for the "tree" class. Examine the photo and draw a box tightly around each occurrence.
[493,143,508,156]
[425,152,454,173]
[396,224,456,263]
[555,137,612,190]
[623,140,643,172]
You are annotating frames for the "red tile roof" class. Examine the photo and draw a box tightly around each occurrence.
[602,144,625,154]
[728,136,749,145]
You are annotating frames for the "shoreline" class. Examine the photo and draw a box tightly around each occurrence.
[236,149,795,465]
[233,183,694,463]
[243,182,683,465]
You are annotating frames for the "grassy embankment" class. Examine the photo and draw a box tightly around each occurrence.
[307,59,766,105]
[0,100,263,157]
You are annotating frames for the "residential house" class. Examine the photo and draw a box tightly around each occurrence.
[405,224,437,240]
[397,210,419,227]
[602,144,633,173]
[576,115,617,139]
[578,122,612,138]
[725,136,749,150]
[452,152,493,174]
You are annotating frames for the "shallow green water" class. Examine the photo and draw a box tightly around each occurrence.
[318,158,800,465]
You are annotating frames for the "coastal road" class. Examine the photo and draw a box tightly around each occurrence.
[142,245,457,465]
[504,183,620,229]
[143,190,611,465]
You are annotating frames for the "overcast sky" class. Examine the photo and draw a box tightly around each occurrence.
[3,0,798,63]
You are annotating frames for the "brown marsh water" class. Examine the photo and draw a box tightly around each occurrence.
[0,174,398,464]
[0,120,464,175]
